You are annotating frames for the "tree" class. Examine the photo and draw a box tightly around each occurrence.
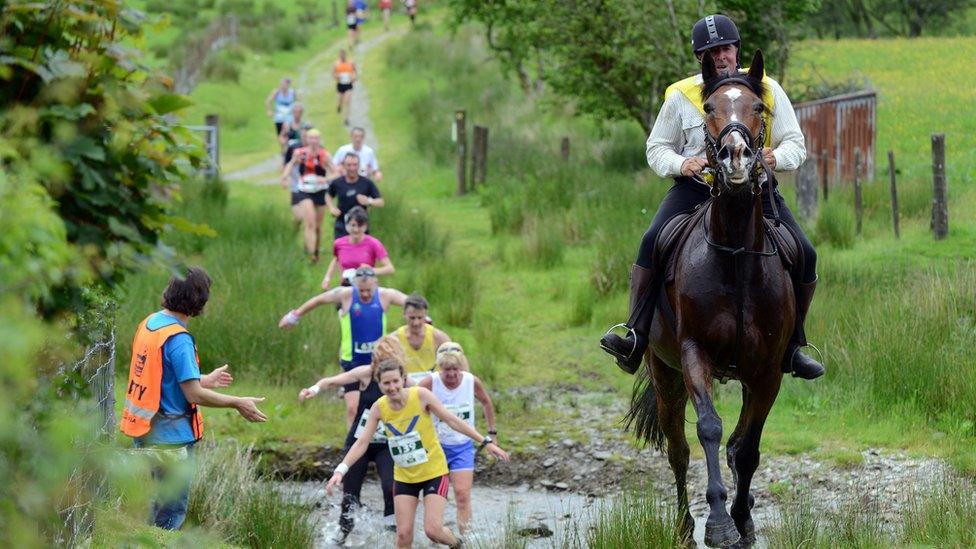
[447,0,818,133]
[1,0,208,317]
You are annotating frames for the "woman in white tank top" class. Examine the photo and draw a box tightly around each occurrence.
[419,342,496,534]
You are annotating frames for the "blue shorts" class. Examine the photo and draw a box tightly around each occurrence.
[442,441,475,472]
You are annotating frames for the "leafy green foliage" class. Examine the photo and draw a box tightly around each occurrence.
[1,0,206,317]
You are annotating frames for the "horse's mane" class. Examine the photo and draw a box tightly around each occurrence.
[700,72,766,101]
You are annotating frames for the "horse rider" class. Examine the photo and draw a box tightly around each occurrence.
[600,14,823,381]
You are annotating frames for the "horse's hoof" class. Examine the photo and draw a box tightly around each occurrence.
[738,518,756,545]
[705,515,741,547]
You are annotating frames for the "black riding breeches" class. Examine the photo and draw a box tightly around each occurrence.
[635,177,817,284]
[340,443,395,535]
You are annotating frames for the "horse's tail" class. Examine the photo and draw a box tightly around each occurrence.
[623,364,665,451]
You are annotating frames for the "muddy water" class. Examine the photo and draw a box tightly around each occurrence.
[281,480,775,548]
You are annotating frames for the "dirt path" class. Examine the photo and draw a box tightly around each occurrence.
[223,31,398,183]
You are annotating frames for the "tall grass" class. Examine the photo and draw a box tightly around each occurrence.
[370,191,450,259]
[586,490,688,548]
[116,180,339,384]
[187,442,315,548]
[397,255,480,327]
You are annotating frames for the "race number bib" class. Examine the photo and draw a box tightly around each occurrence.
[354,409,387,443]
[346,14,357,25]
[387,431,428,467]
[338,73,352,85]
[407,371,432,385]
[445,403,474,424]
[297,174,327,193]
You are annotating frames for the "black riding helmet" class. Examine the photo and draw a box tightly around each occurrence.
[692,14,741,63]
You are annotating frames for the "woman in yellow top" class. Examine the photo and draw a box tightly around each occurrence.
[327,358,509,549]
[396,294,450,384]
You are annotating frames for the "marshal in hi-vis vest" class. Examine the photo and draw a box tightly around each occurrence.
[120,316,204,440]
[664,69,775,147]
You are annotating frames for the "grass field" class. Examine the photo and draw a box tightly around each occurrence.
[110,7,976,479]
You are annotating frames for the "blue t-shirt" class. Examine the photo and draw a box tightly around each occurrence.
[137,311,201,445]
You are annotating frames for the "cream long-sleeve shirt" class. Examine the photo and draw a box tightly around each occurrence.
[645,74,806,178]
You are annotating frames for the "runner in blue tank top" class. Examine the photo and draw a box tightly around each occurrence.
[279,266,408,428]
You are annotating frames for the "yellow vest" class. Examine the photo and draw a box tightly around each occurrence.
[395,324,436,375]
[664,69,774,147]
[377,387,449,483]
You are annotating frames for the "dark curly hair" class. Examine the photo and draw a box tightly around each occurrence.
[161,266,212,317]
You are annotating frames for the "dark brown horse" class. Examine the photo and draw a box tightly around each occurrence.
[626,50,794,548]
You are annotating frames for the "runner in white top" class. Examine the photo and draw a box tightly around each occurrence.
[333,127,382,181]
[418,342,496,534]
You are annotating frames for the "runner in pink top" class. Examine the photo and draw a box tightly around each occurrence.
[322,206,395,289]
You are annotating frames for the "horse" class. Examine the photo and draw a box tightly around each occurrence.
[626,49,795,548]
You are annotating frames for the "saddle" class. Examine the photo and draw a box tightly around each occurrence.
[652,200,802,330]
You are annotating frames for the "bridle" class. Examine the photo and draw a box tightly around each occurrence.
[699,80,780,225]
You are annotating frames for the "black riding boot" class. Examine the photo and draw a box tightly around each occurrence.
[600,264,655,375]
[783,279,825,379]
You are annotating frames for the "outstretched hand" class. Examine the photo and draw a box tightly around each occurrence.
[325,472,343,496]
[236,397,267,422]
[298,387,318,403]
[279,310,300,329]
[203,365,234,388]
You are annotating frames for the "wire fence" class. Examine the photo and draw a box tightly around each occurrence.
[53,297,117,546]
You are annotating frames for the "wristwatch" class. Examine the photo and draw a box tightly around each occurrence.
[479,436,494,449]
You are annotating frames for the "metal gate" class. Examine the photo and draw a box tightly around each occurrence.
[185,123,220,178]
[794,90,876,184]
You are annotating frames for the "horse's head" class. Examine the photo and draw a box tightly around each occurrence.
[701,50,767,192]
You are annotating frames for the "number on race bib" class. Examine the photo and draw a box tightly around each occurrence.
[387,431,429,467]
[354,409,387,443]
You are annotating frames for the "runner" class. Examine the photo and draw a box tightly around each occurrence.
[379,0,393,31]
[298,335,407,540]
[320,206,395,290]
[355,0,368,26]
[277,102,307,162]
[334,126,383,181]
[403,0,417,27]
[333,49,357,126]
[265,77,298,137]
[394,294,450,384]
[345,1,360,48]
[325,357,509,549]
[279,266,408,428]
[280,129,336,263]
[418,343,497,534]
[326,153,383,239]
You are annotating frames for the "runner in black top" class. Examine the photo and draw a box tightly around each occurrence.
[297,335,407,539]
[326,153,384,238]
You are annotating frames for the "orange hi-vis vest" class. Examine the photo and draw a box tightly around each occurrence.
[120,316,204,440]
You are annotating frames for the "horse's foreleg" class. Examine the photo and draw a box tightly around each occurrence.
[649,354,693,541]
[729,379,780,545]
[726,385,752,487]
[681,342,739,548]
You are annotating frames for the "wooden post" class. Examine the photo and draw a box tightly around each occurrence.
[853,148,862,235]
[560,136,570,162]
[795,156,819,222]
[888,150,899,238]
[931,133,948,240]
[471,125,488,188]
[204,113,220,178]
[820,148,829,202]
[455,110,467,195]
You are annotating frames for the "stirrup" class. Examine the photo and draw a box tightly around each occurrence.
[600,323,638,360]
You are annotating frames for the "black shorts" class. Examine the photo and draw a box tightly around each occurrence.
[291,190,326,206]
[337,82,353,94]
[393,475,450,499]
[275,121,284,136]
[339,360,363,393]
[346,22,358,30]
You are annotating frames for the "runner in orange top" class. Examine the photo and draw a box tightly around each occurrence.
[334,49,357,126]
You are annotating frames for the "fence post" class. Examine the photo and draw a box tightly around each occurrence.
[560,136,570,162]
[471,126,488,188]
[931,133,948,240]
[820,148,829,202]
[795,156,819,222]
[455,110,467,195]
[853,148,863,235]
[204,114,220,179]
[888,150,899,238]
